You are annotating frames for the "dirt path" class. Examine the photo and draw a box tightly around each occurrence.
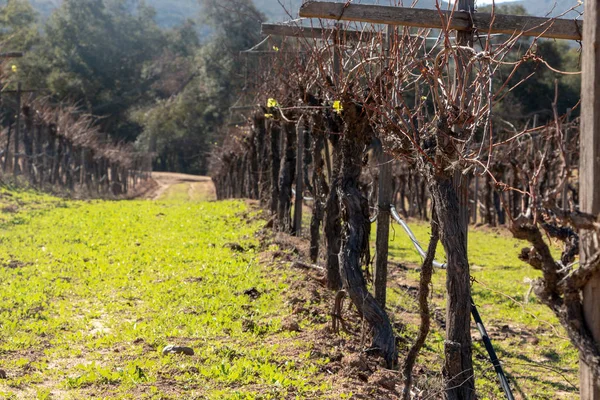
[147,172,216,201]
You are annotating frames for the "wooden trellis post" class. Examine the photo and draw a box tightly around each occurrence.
[13,82,22,177]
[580,0,600,397]
[449,1,476,397]
[454,0,473,243]
[563,107,572,212]
[374,25,395,308]
[294,117,304,236]
[332,22,342,85]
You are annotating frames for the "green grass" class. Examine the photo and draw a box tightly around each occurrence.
[0,184,580,399]
[382,218,579,399]
[0,186,66,227]
[0,188,334,399]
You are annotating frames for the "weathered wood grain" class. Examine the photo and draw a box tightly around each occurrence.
[580,0,600,397]
[374,26,394,309]
[0,52,24,58]
[299,2,583,41]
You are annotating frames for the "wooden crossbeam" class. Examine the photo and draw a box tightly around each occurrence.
[0,52,24,58]
[229,105,257,111]
[0,89,39,94]
[299,2,583,41]
[580,0,600,398]
[261,23,372,42]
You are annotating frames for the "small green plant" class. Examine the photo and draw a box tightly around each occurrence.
[36,388,52,400]
[0,188,333,398]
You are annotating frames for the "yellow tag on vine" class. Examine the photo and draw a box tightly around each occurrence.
[11,65,17,73]
[264,113,274,119]
[333,100,343,114]
[273,46,279,52]
[267,98,279,108]
[420,96,427,101]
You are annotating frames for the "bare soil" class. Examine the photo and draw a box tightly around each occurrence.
[145,172,216,201]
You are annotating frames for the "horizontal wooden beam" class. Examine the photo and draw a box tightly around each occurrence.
[229,105,257,111]
[0,52,24,58]
[242,50,309,54]
[261,23,373,42]
[1,89,42,94]
[299,2,583,41]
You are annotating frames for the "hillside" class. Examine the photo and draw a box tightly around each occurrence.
[496,0,582,18]
[25,0,442,25]
[27,0,199,27]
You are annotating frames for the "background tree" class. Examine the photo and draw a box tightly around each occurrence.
[133,0,265,174]
[0,0,39,51]
[34,0,165,141]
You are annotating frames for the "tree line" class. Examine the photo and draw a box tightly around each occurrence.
[1,0,265,176]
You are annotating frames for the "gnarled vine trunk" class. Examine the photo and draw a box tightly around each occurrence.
[338,103,397,367]
[427,171,475,400]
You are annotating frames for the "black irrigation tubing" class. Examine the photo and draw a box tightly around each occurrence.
[388,205,516,400]
[471,296,515,400]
